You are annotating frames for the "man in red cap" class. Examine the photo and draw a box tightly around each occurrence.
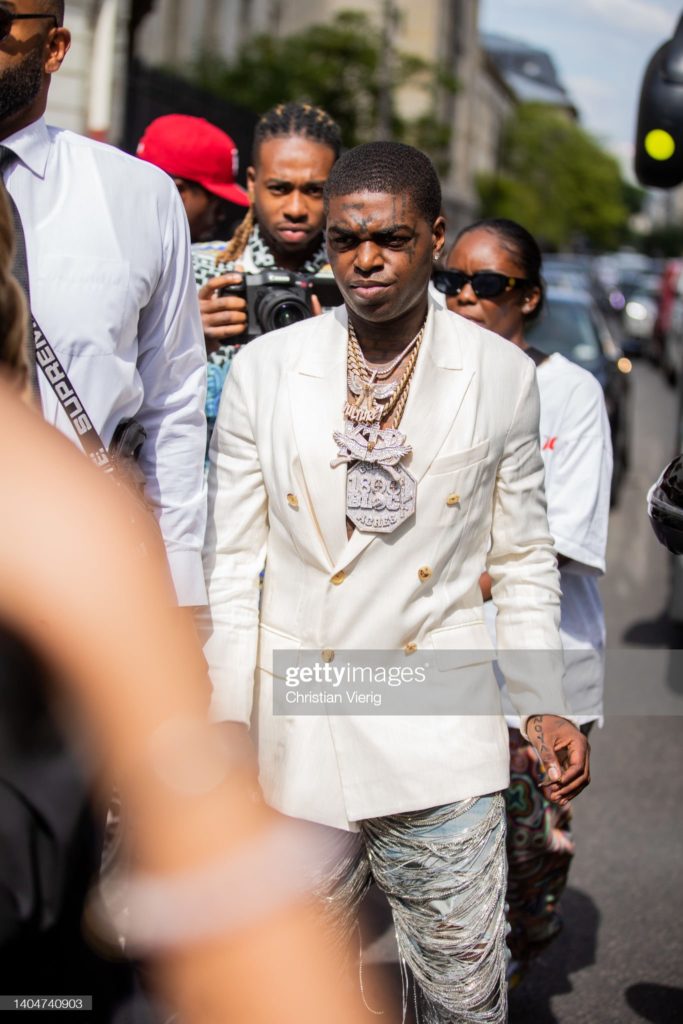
[137,114,250,243]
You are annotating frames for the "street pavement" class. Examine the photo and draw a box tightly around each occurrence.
[507,359,683,1024]
[362,360,683,1023]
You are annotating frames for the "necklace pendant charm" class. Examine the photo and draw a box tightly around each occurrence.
[346,462,417,534]
[331,423,417,533]
[346,371,398,425]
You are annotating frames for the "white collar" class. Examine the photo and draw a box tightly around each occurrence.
[2,117,50,179]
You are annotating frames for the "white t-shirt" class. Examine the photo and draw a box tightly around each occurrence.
[488,351,613,724]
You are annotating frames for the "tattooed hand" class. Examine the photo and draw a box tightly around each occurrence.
[526,715,590,805]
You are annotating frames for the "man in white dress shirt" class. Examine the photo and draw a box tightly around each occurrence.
[0,0,207,607]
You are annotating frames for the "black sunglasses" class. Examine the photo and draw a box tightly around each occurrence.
[0,10,58,42]
[433,268,529,300]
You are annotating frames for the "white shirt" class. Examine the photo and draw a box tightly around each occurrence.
[487,351,612,724]
[2,118,207,605]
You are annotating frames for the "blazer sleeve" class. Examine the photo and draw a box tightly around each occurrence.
[487,357,569,719]
[201,354,268,724]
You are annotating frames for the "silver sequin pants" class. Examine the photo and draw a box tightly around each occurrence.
[314,793,508,1024]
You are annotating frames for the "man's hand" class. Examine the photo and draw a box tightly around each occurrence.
[527,714,590,805]
[198,272,248,344]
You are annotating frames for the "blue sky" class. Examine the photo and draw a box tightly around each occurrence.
[480,0,683,177]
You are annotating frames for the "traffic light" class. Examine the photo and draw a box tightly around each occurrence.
[635,13,683,188]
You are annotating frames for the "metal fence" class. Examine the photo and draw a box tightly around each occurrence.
[122,59,258,187]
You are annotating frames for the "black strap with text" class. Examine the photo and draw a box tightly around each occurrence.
[31,316,114,472]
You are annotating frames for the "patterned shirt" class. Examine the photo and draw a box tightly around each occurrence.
[193,223,328,451]
[193,221,328,287]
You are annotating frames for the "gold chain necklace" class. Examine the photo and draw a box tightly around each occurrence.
[344,321,425,427]
[348,321,421,380]
[330,318,426,535]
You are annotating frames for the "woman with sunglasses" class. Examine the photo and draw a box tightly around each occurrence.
[437,218,613,987]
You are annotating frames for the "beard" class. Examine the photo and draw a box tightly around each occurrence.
[0,47,44,123]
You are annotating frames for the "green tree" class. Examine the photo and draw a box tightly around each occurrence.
[477,103,630,251]
[185,10,456,162]
[621,180,646,216]
[639,223,683,257]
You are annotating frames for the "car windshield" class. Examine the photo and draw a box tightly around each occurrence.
[542,267,590,291]
[623,274,661,299]
[526,297,602,370]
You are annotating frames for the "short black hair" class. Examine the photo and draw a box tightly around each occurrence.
[324,141,442,225]
[252,102,342,165]
[455,217,545,322]
[43,0,65,26]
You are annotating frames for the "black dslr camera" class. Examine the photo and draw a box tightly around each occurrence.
[221,269,342,341]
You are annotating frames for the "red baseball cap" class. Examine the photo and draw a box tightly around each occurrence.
[137,114,250,206]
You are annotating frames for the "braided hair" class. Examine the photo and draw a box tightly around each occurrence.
[0,189,30,397]
[251,102,342,165]
[218,102,341,264]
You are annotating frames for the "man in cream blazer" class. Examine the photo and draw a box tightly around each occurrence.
[203,142,589,1024]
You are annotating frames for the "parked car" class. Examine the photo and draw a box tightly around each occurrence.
[661,268,683,386]
[542,254,620,334]
[593,251,655,291]
[653,259,682,368]
[527,286,633,505]
[542,263,592,292]
[617,271,662,357]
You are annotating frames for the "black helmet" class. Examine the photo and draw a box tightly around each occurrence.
[648,455,683,554]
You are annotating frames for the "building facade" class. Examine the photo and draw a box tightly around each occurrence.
[46,0,130,139]
[51,2,580,233]
[134,0,277,68]
[133,0,505,226]
[482,32,578,118]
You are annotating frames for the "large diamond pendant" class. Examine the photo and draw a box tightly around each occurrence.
[346,462,417,534]
[331,422,417,535]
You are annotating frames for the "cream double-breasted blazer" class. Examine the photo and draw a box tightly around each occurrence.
[203,299,567,829]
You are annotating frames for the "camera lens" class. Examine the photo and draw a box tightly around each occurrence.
[255,288,312,334]
[272,301,310,330]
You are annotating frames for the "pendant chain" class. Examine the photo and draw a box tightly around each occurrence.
[346,320,425,429]
[348,320,423,381]
[333,318,425,535]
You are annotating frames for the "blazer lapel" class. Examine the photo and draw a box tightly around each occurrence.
[288,307,349,567]
[398,301,474,483]
[332,301,475,573]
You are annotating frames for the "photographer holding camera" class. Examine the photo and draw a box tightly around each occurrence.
[193,103,341,432]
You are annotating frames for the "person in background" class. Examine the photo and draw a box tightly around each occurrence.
[0,0,207,611]
[193,102,341,439]
[440,217,612,987]
[136,113,250,244]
